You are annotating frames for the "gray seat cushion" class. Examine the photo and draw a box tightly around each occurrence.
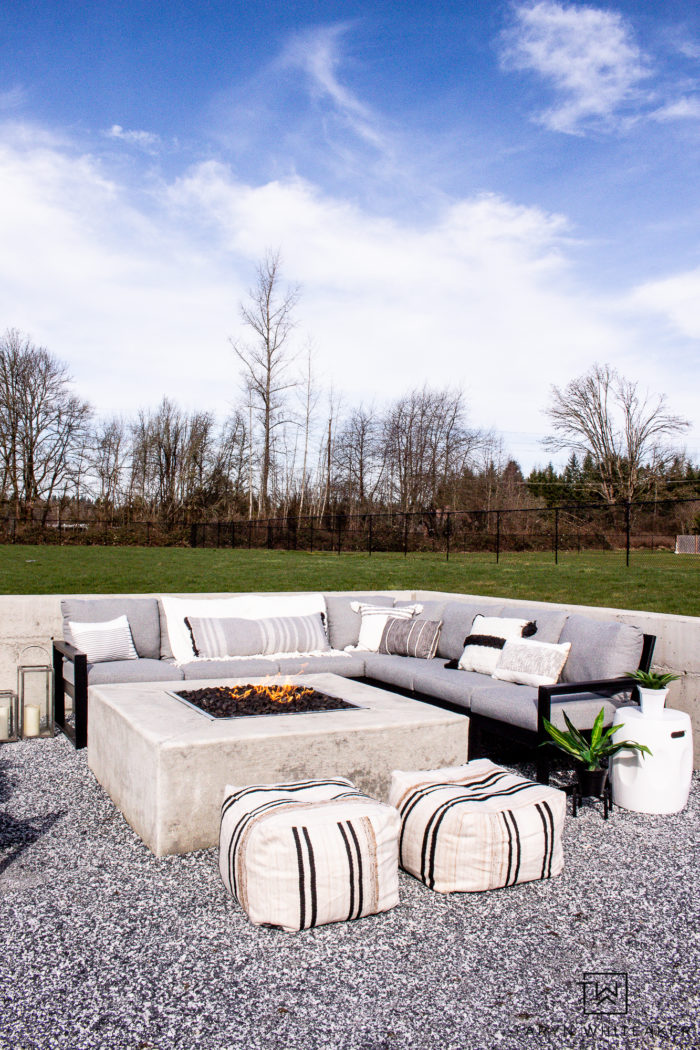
[412,664,488,710]
[363,653,427,692]
[61,598,161,660]
[437,600,505,661]
[85,658,183,686]
[180,658,282,679]
[558,616,643,682]
[470,681,626,733]
[276,653,366,677]
[324,594,397,650]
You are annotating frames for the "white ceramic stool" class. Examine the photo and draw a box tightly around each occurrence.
[611,707,693,814]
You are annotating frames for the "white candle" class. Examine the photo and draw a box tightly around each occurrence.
[0,703,9,740]
[23,704,40,737]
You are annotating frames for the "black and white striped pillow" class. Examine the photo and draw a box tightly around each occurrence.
[457,615,536,675]
[68,615,138,663]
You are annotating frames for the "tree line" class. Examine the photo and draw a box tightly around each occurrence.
[1,253,695,528]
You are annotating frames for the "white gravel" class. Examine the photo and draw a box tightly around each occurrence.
[1,734,698,1050]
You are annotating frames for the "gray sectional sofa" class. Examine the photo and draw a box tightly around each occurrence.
[53,591,655,781]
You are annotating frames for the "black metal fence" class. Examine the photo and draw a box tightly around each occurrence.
[2,499,699,563]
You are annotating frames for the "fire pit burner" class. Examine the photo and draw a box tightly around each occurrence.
[172,683,359,719]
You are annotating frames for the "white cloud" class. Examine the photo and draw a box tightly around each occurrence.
[104,124,162,153]
[627,267,700,340]
[0,86,26,112]
[651,96,700,121]
[501,1,649,134]
[0,119,697,469]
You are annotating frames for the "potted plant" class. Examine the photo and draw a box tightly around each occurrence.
[626,669,680,718]
[542,708,652,797]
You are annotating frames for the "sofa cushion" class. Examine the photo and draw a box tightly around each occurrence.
[180,657,284,680]
[86,658,184,686]
[351,602,421,652]
[501,605,569,644]
[276,652,366,677]
[62,598,161,660]
[469,682,624,733]
[362,653,427,692]
[323,594,396,650]
[492,639,571,688]
[185,612,330,659]
[378,618,442,660]
[437,601,505,661]
[412,664,486,710]
[394,599,447,622]
[558,615,643,683]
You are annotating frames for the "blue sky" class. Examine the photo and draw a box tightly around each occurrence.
[1,0,699,470]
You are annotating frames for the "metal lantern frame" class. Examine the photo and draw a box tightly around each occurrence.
[0,689,20,743]
[17,645,55,739]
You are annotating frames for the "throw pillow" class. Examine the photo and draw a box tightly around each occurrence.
[185,612,331,659]
[349,602,422,652]
[378,618,442,660]
[68,615,138,664]
[458,616,536,675]
[492,639,572,688]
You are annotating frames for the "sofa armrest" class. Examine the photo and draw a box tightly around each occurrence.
[536,676,637,737]
[53,638,84,662]
[52,639,88,750]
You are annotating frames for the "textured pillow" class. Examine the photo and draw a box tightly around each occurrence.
[458,616,536,675]
[349,602,422,653]
[492,639,572,688]
[185,613,330,659]
[379,618,442,660]
[68,615,138,664]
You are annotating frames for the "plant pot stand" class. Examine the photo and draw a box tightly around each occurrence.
[571,776,613,820]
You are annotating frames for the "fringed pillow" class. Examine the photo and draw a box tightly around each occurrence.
[458,615,536,675]
[185,612,330,659]
[378,618,442,660]
[492,639,572,687]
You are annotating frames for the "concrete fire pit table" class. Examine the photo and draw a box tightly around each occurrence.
[87,673,469,856]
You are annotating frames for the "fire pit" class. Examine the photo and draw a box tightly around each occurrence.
[172,683,358,718]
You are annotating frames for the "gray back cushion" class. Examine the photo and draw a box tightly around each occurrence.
[558,615,643,682]
[61,598,161,661]
[324,594,396,650]
[394,598,447,622]
[504,605,569,644]
[437,600,505,661]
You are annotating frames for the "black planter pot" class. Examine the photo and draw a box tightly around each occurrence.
[578,766,609,798]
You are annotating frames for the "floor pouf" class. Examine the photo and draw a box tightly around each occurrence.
[389,759,566,893]
[219,777,400,931]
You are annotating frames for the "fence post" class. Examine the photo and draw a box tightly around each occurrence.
[445,512,451,562]
[403,513,408,558]
[309,517,314,554]
[190,522,197,548]
[554,508,559,565]
[230,521,235,548]
[625,502,631,568]
[495,510,501,564]
[247,521,252,549]
[368,514,373,557]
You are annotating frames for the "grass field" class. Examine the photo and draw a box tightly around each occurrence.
[1,544,699,616]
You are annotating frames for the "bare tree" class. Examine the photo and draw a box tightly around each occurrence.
[544,364,690,503]
[230,251,300,516]
[0,328,92,521]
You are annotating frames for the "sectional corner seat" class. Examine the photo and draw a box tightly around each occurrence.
[53,591,655,781]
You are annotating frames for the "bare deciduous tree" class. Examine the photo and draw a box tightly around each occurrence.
[544,364,690,503]
[230,251,300,517]
[0,328,92,521]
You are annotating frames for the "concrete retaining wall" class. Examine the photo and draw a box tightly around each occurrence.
[1,589,698,766]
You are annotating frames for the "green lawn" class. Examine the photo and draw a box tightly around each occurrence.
[1,545,698,616]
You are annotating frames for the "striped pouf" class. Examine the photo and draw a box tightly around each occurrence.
[219,778,400,932]
[389,760,566,893]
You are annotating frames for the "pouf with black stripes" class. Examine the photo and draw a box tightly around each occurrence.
[389,759,565,893]
[219,778,400,931]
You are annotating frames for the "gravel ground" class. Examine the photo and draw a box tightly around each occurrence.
[1,734,698,1050]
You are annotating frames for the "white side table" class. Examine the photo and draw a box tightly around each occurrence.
[611,706,693,814]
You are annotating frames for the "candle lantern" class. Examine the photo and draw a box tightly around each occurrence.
[17,646,55,739]
[0,689,20,742]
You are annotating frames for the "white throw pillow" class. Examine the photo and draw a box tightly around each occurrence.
[348,602,422,653]
[492,639,572,688]
[69,615,138,664]
[458,615,534,675]
[161,593,327,662]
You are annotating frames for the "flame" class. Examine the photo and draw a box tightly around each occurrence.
[233,682,314,705]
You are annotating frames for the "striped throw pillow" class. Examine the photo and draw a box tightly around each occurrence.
[219,778,400,931]
[68,615,138,663]
[458,615,536,675]
[349,602,422,652]
[379,617,442,660]
[185,612,331,659]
